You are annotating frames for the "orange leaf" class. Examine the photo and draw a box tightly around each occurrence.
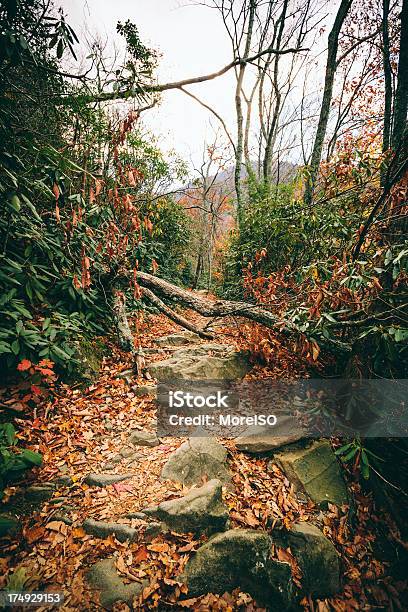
[25,526,45,544]
[17,359,32,371]
[151,258,158,274]
[72,527,86,538]
[134,546,149,563]
[47,521,68,535]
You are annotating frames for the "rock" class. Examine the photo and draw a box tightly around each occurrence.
[83,519,138,542]
[102,462,115,471]
[24,485,55,503]
[148,344,251,381]
[87,558,147,610]
[71,338,105,382]
[0,513,21,537]
[172,344,233,358]
[182,529,293,607]
[161,437,230,486]
[133,384,157,397]
[125,512,147,520]
[50,514,73,526]
[54,475,74,487]
[235,421,304,453]
[143,479,228,534]
[84,474,133,487]
[154,331,200,347]
[145,522,166,539]
[142,348,164,355]
[119,447,135,458]
[273,522,340,597]
[272,440,348,507]
[129,430,160,447]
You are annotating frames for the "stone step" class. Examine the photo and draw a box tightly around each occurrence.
[271,440,348,508]
[87,558,147,610]
[161,437,230,486]
[142,479,228,535]
[83,518,138,542]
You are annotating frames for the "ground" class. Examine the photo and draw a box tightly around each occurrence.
[0,311,406,611]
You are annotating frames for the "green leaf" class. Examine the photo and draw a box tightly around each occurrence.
[342,448,358,462]
[335,442,353,455]
[0,342,11,354]
[11,339,20,355]
[25,283,33,300]
[9,195,21,213]
[20,449,43,467]
[361,449,369,466]
[51,345,71,360]
[361,462,370,480]
[5,567,29,592]
[21,194,42,222]
[3,423,16,445]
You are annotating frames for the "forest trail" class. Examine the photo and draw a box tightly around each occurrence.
[1,308,404,610]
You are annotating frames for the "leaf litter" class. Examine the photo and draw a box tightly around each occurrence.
[0,313,407,610]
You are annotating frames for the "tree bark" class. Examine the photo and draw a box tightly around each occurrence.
[141,286,213,340]
[304,0,353,205]
[262,0,288,182]
[391,0,408,148]
[382,0,392,155]
[234,0,256,225]
[113,291,145,374]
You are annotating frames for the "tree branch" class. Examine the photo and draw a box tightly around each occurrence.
[141,286,214,340]
[60,45,307,105]
[179,87,236,153]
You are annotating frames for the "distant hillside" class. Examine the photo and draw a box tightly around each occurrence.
[181,160,298,195]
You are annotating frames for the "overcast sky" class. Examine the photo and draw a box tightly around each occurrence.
[60,0,238,168]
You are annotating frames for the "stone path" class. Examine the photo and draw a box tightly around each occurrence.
[2,329,349,610]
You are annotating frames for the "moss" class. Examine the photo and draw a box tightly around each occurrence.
[67,337,106,383]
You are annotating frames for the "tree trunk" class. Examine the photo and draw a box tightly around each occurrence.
[192,251,203,289]
[382,0,392,155]
[113,291,145,374]
[262,0,287,183]
[304,0,353,205]
[234,0,256,225]
[391,0,408,148]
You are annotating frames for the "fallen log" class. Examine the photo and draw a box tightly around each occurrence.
[136,272,352,355]
[141,286,214,340]
[137,272,291,328]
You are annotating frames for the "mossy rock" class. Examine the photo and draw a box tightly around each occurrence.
[69,337,106,382]
[181,529,293,607]
[273,440,348,508]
